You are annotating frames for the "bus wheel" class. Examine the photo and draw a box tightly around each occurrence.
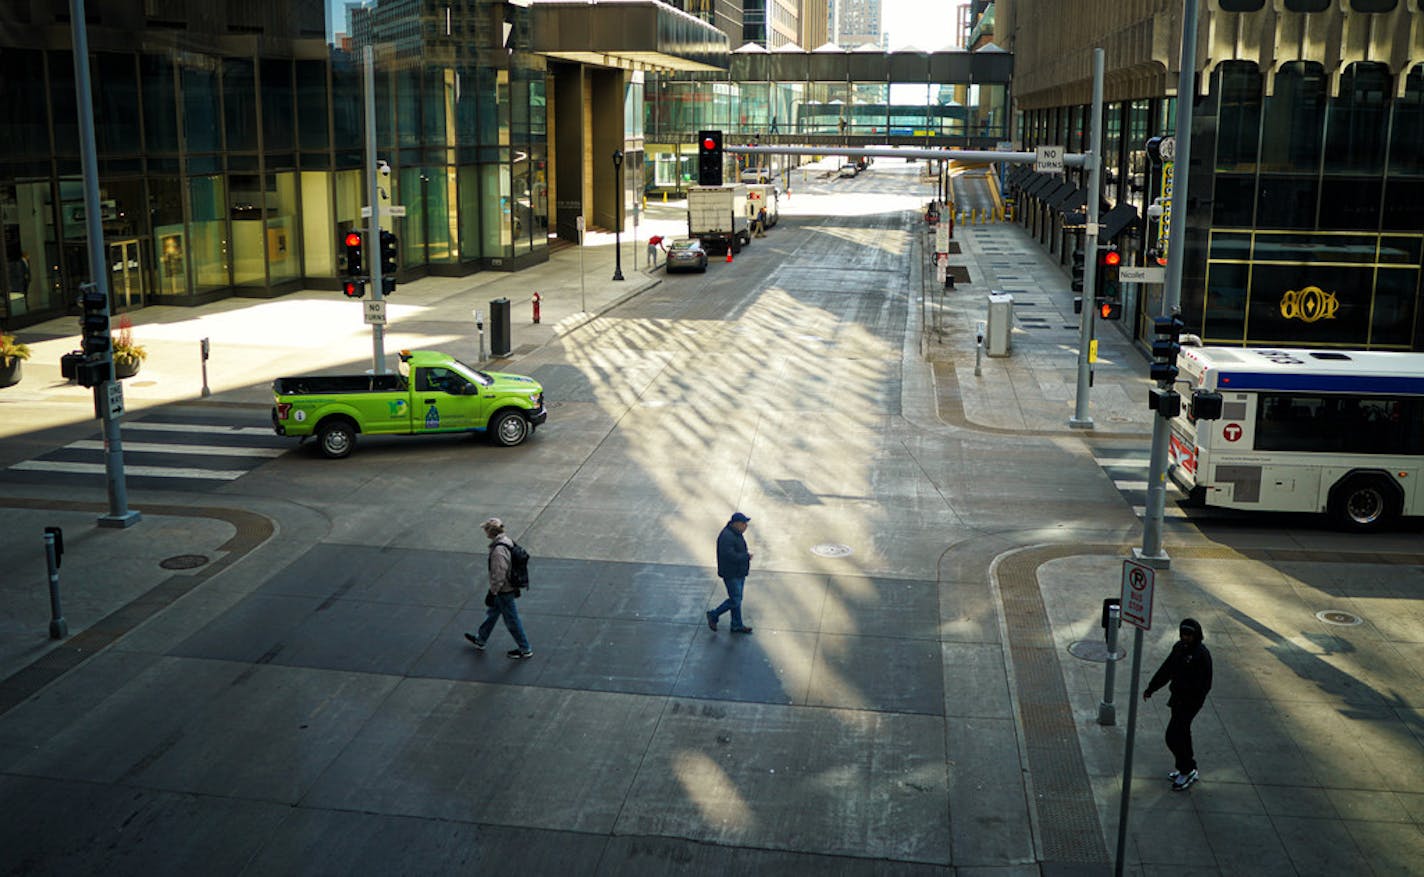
[1329,475,1400,532]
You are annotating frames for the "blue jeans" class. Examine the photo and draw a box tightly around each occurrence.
[477,592,530,651]
[711,576,746,629]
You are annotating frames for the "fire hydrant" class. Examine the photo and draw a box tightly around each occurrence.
[531,291,542,324]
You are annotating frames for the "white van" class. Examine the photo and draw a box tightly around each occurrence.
[740,166,771,184]
[744,184,779,228]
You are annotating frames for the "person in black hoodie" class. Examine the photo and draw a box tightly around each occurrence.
[1143,617,1213,790]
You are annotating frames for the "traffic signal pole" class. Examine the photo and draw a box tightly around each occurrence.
[1069,48,1106,429]
[69,0,139,529]
[364,46,387,376]
[1113,3,1198,875]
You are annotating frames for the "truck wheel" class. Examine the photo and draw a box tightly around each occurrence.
[731,236,742,254]
[317,419,357,459]
[490,410,530,447]
[1328,474,1400,532]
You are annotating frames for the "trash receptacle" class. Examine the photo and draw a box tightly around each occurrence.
[490,297,511,357]
[986,292,1013,357]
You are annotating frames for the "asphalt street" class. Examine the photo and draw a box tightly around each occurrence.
[1,161,1421,876]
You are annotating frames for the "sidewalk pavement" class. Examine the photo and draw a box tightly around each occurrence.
[936,217,1424,874]
[1,191,1422,873]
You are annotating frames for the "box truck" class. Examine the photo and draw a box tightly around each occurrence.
[687,184,751,254]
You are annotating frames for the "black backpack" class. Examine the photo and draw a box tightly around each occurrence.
[507,542,531,589]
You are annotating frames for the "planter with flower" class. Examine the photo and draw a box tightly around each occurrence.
[112,316,147,379]
[1,333,31,388]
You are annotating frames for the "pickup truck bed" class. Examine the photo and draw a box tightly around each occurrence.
[272,374,406,396]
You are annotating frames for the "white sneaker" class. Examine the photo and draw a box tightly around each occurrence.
[1167,770,1180,781]
[1171,769,1198,791]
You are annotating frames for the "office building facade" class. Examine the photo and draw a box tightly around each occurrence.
[1002,0,1424,351]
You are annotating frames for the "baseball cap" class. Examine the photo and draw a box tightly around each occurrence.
[729,512,751,523]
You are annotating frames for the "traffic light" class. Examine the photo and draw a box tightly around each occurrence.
[379,230,398,295]
[1151,315,1185,384]
[343,230,364,276]
[79,285,110,358]
[1070,247,1085,294]
[342,279,366,298]
[1094,246,1122,319]
[698,129,723,186]
[74,283,111,388]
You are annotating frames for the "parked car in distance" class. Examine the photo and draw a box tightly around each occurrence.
[665,238,708,273]
[740,166,771,184]
[838,163,859,178]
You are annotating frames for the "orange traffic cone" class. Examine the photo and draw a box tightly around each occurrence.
[725,246,733,263]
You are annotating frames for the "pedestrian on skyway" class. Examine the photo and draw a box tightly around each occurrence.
[706,512,754,634]
[465,517,533,659]
[1143,617,1212,790]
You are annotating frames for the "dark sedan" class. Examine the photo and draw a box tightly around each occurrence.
[666,238,708,273]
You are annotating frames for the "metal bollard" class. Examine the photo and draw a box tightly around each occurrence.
[45,527,67,639]
[473,309,486,361]
[1098,599,1122,725]
[200,337,211,397]
[974,321,985,377]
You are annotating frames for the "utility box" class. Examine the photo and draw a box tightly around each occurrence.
[986,292,1013,356]
[490,297,511,357]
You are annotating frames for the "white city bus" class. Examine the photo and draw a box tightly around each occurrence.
[1167,346,1424,531]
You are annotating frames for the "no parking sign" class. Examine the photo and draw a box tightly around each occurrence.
[1120,559,1155,630]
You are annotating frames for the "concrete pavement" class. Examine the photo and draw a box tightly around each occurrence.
[1,180,1422,875]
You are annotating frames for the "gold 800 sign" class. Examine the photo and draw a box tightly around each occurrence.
[1279,285,1339,323]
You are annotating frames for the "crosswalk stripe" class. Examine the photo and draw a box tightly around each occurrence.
[127,422,275,436]
[1096,457,1150,467]
[67,440,284,458]
[1114,480,1148,490]
[11,460,245,480]
[1132,505,1190,519]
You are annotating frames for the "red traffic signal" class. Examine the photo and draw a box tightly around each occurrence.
[342,279,366,298]
[344,232,362,248]
[703,137,716,150]
[1102,249,1121,267]
[1097,299,1122,320]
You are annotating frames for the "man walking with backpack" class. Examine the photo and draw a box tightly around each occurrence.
[465,517,533,659]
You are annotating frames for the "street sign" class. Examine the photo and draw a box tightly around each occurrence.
[1119,266,1165,284]
[361,205,407,217]
[935,224,949,252]
[935,252,948,267]
[1120,559,1156,630]
[364,300,387,325]
[1034,145,1065,174]
[105,381,124,419]
[935,264,947,284]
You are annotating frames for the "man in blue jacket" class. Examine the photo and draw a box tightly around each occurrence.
[707,512,754,634]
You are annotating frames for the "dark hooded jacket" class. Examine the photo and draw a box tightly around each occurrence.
[716,523,750,579]
[1145,618,1213,709]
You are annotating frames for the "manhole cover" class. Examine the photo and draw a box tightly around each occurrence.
[160,554,209,570]
[1068,640,1126,663]
[1316,610,1362,626]
[810,543,853,558]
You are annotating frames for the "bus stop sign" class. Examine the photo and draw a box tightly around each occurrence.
[1120,559,1155,630]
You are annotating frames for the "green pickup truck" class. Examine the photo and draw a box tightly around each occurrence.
[271,350,547,458]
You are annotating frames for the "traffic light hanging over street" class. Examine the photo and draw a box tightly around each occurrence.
[698,129,723,186]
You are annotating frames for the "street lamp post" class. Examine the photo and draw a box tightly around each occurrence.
[612,150,625,281]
